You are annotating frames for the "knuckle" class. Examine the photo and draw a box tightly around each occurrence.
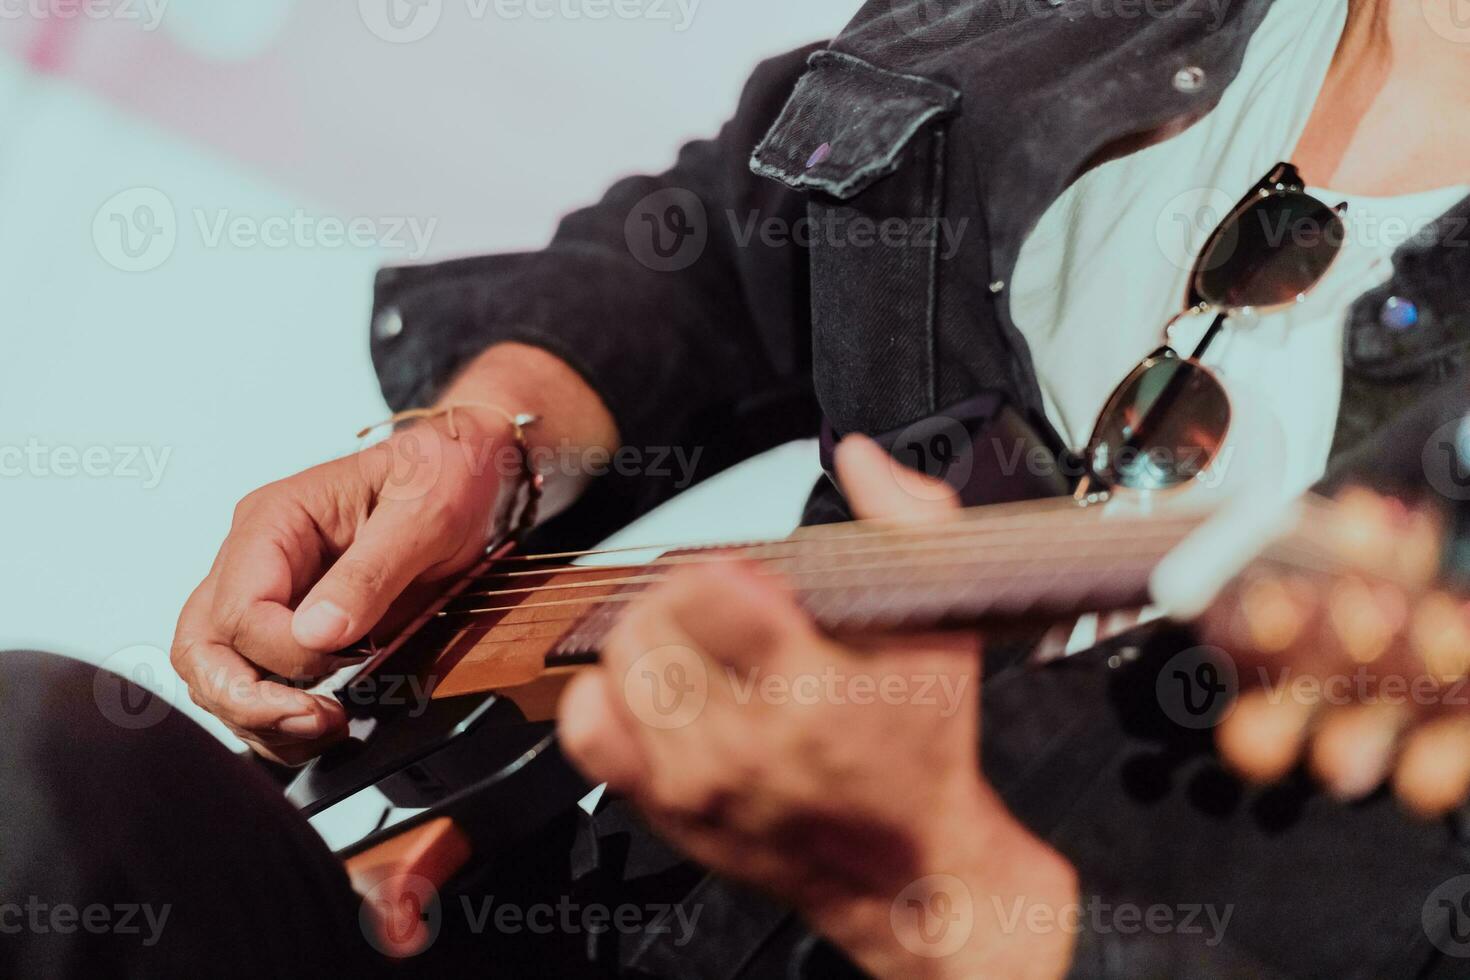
[335,556,389,597]
[230,486,271,527]
[419,494,462,539]
[186,684,213,713]
[212,594,251,644]
[168,636,194,675]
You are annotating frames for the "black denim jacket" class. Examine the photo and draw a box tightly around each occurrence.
[368,1,1470,976]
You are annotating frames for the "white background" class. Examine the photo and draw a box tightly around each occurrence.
[0,1,850,736]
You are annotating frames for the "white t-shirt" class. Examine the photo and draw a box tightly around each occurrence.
[1009,0,1468,657]
[1009,0,1469,500]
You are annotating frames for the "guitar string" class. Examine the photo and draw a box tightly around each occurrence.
[434,527,1350,630]
[465,491,1340,575]
[458,496,1347,596]
[418,544,1348,656]
[477,495,1094,566]
[441,534,1208,612]
[452,526,1212,599]
[447,500,1365,610]
[439,520,1210,616]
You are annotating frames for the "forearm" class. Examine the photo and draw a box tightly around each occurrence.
[433,341,620,520]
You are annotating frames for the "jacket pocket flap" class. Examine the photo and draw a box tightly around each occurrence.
[750,50,960,200]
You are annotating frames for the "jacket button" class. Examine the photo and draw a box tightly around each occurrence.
[374,306,405,340]
[989,279,1006,294]
[1380,296,1420,332]
[1172,66,1206,93]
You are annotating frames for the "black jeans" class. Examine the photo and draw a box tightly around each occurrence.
[8,633,1470,980]
[0,651,834,980]
[0,651,395,978]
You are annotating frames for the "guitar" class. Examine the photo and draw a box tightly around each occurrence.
[284,410,1469,957]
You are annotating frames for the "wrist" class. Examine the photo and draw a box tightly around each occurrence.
[812,782,1078,980]
[432,342,618,518]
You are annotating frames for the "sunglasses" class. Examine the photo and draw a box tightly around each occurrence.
[1074,163,1348,499]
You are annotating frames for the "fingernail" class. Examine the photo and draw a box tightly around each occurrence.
[1330,736,1395,801]
[295,600,349,648]
[279,712,326,737]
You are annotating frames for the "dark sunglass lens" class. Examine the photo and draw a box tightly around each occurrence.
[1087,357,1229,491]
[1194,192,1343,310]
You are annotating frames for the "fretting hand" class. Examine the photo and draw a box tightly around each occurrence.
[559,436,1079,979]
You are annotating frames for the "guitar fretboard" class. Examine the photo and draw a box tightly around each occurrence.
[522,504,1213,665]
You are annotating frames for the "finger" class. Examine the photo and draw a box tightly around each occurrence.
[213,530,347,680]
[558,668,650,795]
[1308,702,1407,801]
[657,562,815,670]
[292,501,453,651]
[174,635,347,740]
[1216,690,1315,784]
[835,434,962,523]
[1394,716,1470,817]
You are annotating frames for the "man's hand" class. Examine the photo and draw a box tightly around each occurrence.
[171,413,509,764]
[559,436,1077,979]
[1205,489,1470,817]
[171,342,618,765]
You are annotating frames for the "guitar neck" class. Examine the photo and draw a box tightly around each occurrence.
[386,501,1223,699]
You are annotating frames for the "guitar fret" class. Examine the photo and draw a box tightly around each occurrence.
[486,513,1205,666]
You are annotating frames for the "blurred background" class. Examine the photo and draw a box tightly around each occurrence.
[0,0,851,739]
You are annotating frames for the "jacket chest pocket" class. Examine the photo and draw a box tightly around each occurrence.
[751,50,961,435]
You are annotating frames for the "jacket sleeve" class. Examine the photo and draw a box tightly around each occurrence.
[368,45,823,486]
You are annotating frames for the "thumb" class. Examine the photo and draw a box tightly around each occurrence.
[835,434,962,524]
[291,503,451,651]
